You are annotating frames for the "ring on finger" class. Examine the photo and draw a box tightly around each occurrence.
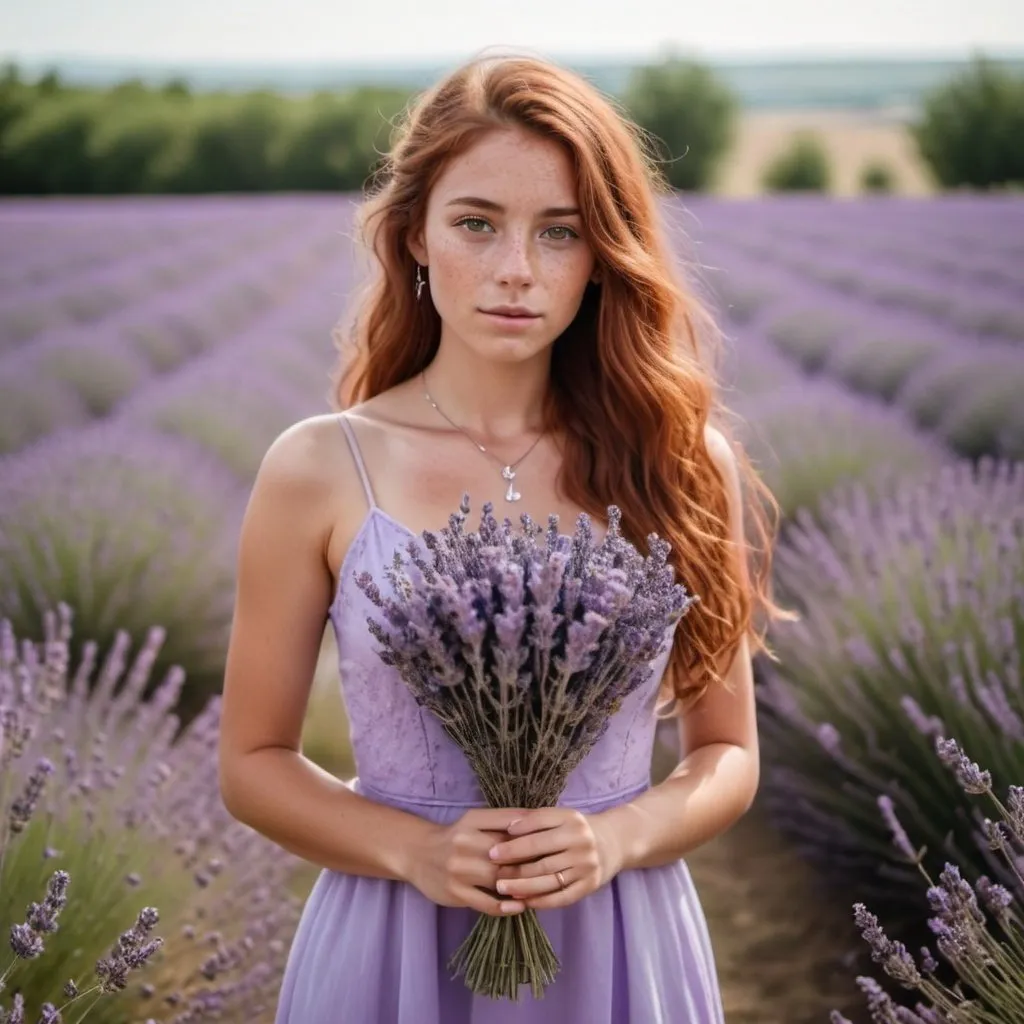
[555,869,569,890]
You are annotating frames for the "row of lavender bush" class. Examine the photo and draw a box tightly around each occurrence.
[0,199,357,1020]
[677,198,1024,462]
[0,203,299,349]
[0,198,356,729]
[0,193,1021,1017]
[0,203,353,456]
[678,196,1024,1019]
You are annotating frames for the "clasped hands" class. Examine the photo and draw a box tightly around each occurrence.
[492,806,625,912]
[411,805,624,916]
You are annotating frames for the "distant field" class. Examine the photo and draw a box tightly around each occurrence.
[714,107,934,197]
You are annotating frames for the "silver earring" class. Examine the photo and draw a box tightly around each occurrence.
[415,264,425,301]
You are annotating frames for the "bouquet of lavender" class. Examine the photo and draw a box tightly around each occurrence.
[354,496,698,1000]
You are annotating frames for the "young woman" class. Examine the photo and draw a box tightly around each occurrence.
[218,52,785,1023]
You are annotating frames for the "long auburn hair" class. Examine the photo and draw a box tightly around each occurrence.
[330,52,792,714]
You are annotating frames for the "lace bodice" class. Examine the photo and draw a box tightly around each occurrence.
[327,415,675,809]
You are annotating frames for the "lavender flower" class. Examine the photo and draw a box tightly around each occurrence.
[853,903,923,987]
[0,604,303,1019]
[356,496,698,999]
[95,907,163,993]
[934,737,992,795]
[878,796,925,866]
[974,877,1013,925]
[837,739,1024,1023]
[8,758,54,835]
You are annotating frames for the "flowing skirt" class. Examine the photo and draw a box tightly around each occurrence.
[274,780,725,1024]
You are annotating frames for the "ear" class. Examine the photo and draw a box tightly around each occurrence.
[407,228,428,268]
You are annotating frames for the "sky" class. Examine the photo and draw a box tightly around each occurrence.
[2,0,1023,64]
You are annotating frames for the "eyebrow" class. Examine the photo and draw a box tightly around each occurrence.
[445,196,582,217]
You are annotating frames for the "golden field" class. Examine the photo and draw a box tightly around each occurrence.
[712,107,935,197]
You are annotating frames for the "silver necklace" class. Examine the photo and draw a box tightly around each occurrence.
[421,370,544,502]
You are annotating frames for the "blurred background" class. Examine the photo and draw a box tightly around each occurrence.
[0,2,1022,1022]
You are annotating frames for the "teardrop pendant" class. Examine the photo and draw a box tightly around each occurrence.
[502,465,521,502]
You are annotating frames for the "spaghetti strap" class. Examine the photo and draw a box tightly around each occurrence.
[337,413,377,509]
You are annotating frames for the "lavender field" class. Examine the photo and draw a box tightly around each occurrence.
[0,192,1022,1022]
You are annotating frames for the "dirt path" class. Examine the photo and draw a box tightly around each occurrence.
[684,803,867,1022]
[650,741,868,1023]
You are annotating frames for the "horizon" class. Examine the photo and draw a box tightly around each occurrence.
[7,46,1024,71]
[3,0,1023,66]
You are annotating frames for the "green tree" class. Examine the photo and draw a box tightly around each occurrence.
[35,69,63,96]
[0,93,104,193]
[0,63,32,143]
[859,159,896,193]
[761,130,831,192]
[621,57,739,191]
[157,91,288,192]
[86,98,184,193]
[270,86,409,191]
[911,52,1024,189]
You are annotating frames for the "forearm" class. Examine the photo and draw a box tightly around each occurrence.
[598,742,759,871]
[220,747,432,882]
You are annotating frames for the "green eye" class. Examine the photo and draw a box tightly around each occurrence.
[457,217,492,232]
[544,225,579,241]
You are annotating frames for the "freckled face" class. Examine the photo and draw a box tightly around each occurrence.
[408,126,599,364]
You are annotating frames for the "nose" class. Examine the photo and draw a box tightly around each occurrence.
[494,232,535,289]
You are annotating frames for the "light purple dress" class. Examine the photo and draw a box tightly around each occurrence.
[274,413,725,1023]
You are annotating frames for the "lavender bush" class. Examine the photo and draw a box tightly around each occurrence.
[826,331,947,403]
[0,375,90,457]
[36,337,152,418]
[718,338,802,398]
[998,403,1024,462]
[760,458,1023,921]
[832,737,1024,1024]
[0,603,303,1021]
[355,497,697,1000]
[0,423,247,726]
[930,371,1024,461]
[765,306,853,373]
[896,348,1024,435]
[734,382,949,524]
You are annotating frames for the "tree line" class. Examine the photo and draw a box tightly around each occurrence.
[0,53,1020,195]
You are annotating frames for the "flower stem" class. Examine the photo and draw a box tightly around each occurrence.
[447,909,560,1000]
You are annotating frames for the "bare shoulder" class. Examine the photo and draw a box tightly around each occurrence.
[258,413,339,484]
[250,414,350,519]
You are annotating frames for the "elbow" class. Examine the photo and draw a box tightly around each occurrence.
[217,750,249,822]
[740,746,760,814]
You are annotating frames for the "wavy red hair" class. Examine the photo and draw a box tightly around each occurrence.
[330,52,790,713]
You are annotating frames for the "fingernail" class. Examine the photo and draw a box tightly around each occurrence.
[500,902,521,914]
[489,846,501,860]
[496,880,508,895]
[507,818,522,832]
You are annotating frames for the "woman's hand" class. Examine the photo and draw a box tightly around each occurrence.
[487,808,624,910]
[407,808,529,917]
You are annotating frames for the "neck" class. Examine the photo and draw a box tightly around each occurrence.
[421,342,551,442]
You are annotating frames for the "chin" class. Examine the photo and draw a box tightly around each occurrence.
[483,339,551,363]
